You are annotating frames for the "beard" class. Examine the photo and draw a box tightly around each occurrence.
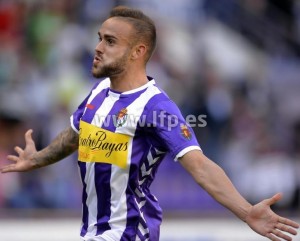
[92,51,129,78]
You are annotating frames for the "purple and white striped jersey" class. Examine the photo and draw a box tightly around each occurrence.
[70,77,201,241]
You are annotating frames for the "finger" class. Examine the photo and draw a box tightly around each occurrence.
[275,223,298,236]
[7,155,19,162]
[14,146,24,156]
[266,232,280,241]
[271,229,292,241]
[279,217,300,229]
[25,129,35,146]
[0,164,17,173]
[265,193,282,206]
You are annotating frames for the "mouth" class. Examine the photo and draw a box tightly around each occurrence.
[93,55,102,64]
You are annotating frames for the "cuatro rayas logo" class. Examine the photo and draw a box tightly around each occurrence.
[78,120,130,168]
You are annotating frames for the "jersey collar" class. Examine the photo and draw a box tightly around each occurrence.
[108,77,155,97]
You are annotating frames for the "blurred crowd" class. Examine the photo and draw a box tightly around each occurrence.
[0,0,300,214]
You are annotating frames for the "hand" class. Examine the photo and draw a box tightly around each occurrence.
[246,193,299,241]
[1,129,38,173]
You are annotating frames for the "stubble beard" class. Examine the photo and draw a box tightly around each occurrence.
[92,52,129,79]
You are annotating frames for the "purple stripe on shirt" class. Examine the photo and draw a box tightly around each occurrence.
[81,88,109,124]
[78,161,89,237]
[94,163,112,235]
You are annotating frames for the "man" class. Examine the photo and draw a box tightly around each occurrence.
[1,6,299,241]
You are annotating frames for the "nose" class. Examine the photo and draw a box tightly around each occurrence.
[95,40,104,54]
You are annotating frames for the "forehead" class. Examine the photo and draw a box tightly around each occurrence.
[99,17,134,40]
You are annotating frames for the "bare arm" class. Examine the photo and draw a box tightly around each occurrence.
[34,127,79,168]
[179,150,251,220]
[179,150,299,241]
[1,127,78,173]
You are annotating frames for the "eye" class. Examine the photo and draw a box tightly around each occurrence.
[106,38,114,45]
[98,36,102,42]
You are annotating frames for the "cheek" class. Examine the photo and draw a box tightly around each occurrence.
[103,49,116,60]
[105,53,125,65]
[108,46,129,57]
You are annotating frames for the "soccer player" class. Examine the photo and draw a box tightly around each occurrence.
[1,6,299,241]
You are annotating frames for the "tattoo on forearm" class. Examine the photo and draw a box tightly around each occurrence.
[33,127,79,168]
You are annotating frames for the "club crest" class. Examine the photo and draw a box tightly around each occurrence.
[115,108,128,127]
[180,124,192,140]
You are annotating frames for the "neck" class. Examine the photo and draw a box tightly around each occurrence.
[109,68,148,92]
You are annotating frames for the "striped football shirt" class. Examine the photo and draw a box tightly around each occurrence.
[70,77,201,241]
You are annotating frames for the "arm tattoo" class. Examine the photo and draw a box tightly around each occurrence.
[33,127,79,168]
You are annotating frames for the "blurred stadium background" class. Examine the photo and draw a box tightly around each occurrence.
[0,0,300,240]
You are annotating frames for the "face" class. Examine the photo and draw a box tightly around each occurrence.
[92,18,135,78]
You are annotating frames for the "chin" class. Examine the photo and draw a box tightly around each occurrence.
[92,68,104,78]
[92,72,104,78]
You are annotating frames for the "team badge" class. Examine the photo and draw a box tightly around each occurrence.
[180,124,192,140]
[115,108,128,127]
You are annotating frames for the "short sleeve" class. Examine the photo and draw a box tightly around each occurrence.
[70,94,91,133]
[146,100,201,161]
[70,81,101,132]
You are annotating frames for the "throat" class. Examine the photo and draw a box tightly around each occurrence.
[110,76,149,93]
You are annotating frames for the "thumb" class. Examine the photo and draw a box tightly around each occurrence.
[25,129,35,146]
[265,193,282,206]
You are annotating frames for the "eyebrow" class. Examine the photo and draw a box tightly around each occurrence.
[98,32,118,40]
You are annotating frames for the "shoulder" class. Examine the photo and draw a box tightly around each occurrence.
[144,80,177,111]
[146,90,179,113]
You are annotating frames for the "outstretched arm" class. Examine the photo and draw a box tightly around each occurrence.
[1,127,79,173]
[179,150,299,241]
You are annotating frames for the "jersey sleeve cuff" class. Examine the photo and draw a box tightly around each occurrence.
[70,115,79,133]
[174,146,202,161]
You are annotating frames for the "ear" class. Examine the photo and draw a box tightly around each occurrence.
[131,44,147,60]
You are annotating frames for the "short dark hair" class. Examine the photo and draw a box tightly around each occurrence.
[109,6,156,62]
